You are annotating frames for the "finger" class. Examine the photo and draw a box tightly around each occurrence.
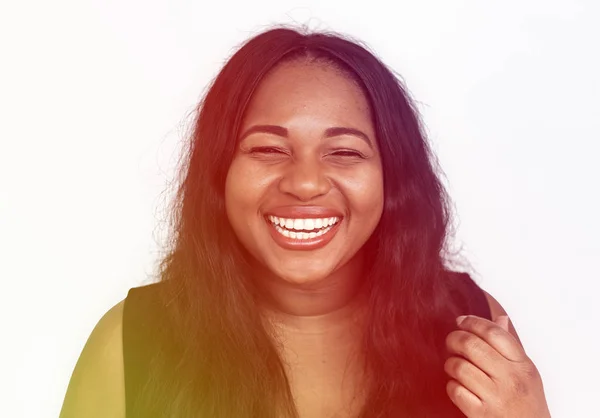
[446,379,483,417]
[444,356,495,400]
[446,329,507,378]
[457,315,526,362]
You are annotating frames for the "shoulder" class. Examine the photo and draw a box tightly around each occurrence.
[446,271,493,320]
[123,281,169,312]
[449,272,524,345]
[447,272,520,336]
[482,289,523,345]
[60,300,126,418]
[121,281,172,338]
[482,290,507,321]
[449,270,508,321]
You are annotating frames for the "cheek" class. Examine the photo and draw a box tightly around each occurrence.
[224,159,272,223]
[225,161,249,226]
[344,168,384,221]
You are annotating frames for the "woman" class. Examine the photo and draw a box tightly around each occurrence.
[60,27,550,417]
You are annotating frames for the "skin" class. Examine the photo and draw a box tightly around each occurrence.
[224,60,383,416]
[225,60,384,317]
[59,61,550,418]
[224,60,551,417]
[446,294,552,417]
[59,300,125,418]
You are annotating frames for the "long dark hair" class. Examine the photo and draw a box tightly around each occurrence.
[137,26,468,417]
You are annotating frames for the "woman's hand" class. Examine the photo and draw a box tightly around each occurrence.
[444,315,551,417]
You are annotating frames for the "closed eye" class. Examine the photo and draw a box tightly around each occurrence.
[329,150,365,158]
[249,146,287,155]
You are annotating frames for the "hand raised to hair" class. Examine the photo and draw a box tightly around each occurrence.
[444,315,551,417]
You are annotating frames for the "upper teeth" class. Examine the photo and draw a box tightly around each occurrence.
[268,216,339,231]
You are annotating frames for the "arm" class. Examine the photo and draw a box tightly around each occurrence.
[60,300,126,418]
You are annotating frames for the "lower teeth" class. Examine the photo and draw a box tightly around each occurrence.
[273,224,333,240]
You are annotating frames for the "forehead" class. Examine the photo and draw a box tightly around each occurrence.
[242,61,373,128]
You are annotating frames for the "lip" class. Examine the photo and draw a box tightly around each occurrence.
[266,217,342,251]
[264,205,344,219]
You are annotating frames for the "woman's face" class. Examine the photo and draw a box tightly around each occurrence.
[225,61,384,286]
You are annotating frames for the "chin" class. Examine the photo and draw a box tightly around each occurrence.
[271,264,335,286]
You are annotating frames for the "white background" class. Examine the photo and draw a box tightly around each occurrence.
[1,0,598,417]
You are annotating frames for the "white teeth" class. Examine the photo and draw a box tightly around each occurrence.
[273,224,333,240]
[268,216,339,231]
[293,219,303,230]
[304,219,315,230]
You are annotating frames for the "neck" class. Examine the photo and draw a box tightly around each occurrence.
[255,256,371,417]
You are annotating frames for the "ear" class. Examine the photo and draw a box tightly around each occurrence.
[483,290,523,346]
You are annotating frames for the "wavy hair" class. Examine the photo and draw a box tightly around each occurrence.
[136,27,468,417]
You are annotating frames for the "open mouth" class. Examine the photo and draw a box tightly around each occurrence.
[267,215,340,239]
[265,215,342,249]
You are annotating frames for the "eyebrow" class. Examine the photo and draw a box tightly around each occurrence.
[239,125,373,148]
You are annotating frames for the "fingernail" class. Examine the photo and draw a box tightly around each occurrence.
[456,315,467,325]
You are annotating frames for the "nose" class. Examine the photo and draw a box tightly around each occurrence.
[278,157,331,201]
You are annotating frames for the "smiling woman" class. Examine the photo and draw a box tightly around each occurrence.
[60,27,550,418]
[226,60,383,289]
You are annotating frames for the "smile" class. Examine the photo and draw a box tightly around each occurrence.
[265,215,342,249]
